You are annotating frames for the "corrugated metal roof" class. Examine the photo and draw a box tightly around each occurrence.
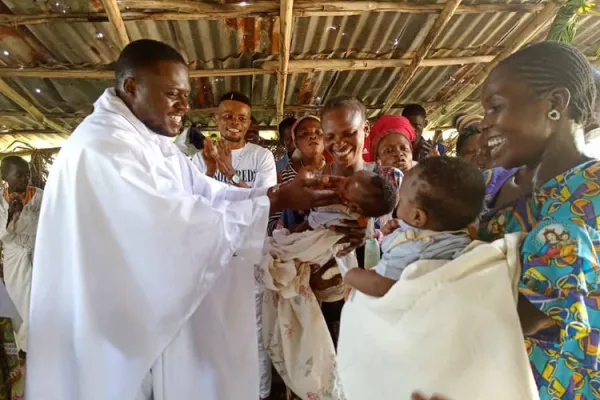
[0,0,596,151]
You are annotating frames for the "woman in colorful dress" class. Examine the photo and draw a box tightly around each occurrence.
[476,41,599,399]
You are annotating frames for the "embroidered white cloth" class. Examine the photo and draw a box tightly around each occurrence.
[337,233,539,400]
[27,88,270,400]
[260,228,356,400]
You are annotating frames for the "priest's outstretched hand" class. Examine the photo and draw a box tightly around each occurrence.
[267,174,346,213]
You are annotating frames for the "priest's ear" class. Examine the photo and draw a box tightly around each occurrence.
[122,76,137,98]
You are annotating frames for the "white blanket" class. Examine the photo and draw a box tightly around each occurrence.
[337,233,539,400]
[261,228,356,400]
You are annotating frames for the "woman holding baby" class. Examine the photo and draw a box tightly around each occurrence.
[416,42,600,400]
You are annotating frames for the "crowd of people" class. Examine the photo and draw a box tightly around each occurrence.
[0,37,597,400]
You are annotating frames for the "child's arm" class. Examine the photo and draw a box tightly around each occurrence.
[344,268,395,297]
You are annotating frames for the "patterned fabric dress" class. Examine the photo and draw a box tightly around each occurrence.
[477,161,600,399]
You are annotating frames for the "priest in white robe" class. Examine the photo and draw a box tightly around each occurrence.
[26,39,342,400]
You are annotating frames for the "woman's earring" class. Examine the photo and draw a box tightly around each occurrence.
[548,110,561,121]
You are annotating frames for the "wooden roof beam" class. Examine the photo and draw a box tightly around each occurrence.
[276,0,295,122]
[0,55,499,80]
[426,2,562,126]
[0,2,553,26]
[100,0,131,49]
[0,80,69,134]
[380,0,463,115]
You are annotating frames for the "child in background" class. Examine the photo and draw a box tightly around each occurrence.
[344,156,485,297]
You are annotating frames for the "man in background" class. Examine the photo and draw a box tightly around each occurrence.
[402,104,445,161]
[275,117,297,173]
[245,117,263,146]
[0,156,42,353]
[195,91,277,399]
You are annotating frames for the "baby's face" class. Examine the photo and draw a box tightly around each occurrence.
[395,175,423,228]
[340,171,376,214]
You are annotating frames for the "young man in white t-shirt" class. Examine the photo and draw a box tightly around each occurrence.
[193,92,276,400]
[192,92,276,190]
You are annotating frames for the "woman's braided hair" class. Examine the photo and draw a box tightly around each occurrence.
[498,41,596,125]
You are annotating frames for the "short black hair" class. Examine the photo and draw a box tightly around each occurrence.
[408,156,484,230]
[498,41,596,125]
[278,117,297,144]
[219,92,251,107]
[1,156,28,178]
[357,173,398,218]
[321,96,367,121]
[115,39,186,90]
[402,104,427,119]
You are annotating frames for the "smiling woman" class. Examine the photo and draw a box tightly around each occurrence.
[475,41,599,400]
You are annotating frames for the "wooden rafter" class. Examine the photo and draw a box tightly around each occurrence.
[0,55,498,80]
[100,0,130,49]
[276,0,295,121]
[426,2,563,126]
[380,0,463,115]
[0,80,69,135]
[0,2,551,26]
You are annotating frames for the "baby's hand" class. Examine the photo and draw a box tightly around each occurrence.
[381,219,400,235]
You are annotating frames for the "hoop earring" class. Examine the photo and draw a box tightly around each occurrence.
[548,110,561,121]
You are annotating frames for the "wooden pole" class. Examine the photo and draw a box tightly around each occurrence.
[426,2,563,126]
[380,0,463,115]
[0,80,70,135]
[100,0,131,48]
[277,0,295,122]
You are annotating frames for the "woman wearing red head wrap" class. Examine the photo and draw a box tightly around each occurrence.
[370,115,416,173]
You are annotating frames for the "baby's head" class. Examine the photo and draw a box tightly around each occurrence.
[340,170,398,218]
[396,157,485,231]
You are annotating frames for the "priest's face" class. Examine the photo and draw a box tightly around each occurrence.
[124,60,191,137]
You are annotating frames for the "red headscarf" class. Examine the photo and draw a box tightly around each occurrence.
[367,115,416,161]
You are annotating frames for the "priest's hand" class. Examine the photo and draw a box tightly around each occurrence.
[267,174,345,213]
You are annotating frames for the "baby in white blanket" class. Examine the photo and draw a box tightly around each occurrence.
[344,157,486,297]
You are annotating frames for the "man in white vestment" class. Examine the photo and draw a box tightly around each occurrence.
[0,156,42,352]
[26,39,342,400]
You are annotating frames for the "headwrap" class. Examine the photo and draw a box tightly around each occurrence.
[456,114,483,132]
[369,115,416,159]
[376,165,402,193]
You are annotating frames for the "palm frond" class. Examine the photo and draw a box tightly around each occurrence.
[546,0,593,43]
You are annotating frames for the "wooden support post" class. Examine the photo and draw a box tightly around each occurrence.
[277,0,295,122]
[101,0,130,48]
[0,80,69,134]
[380,0,462,115]
[426,1,563,126]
